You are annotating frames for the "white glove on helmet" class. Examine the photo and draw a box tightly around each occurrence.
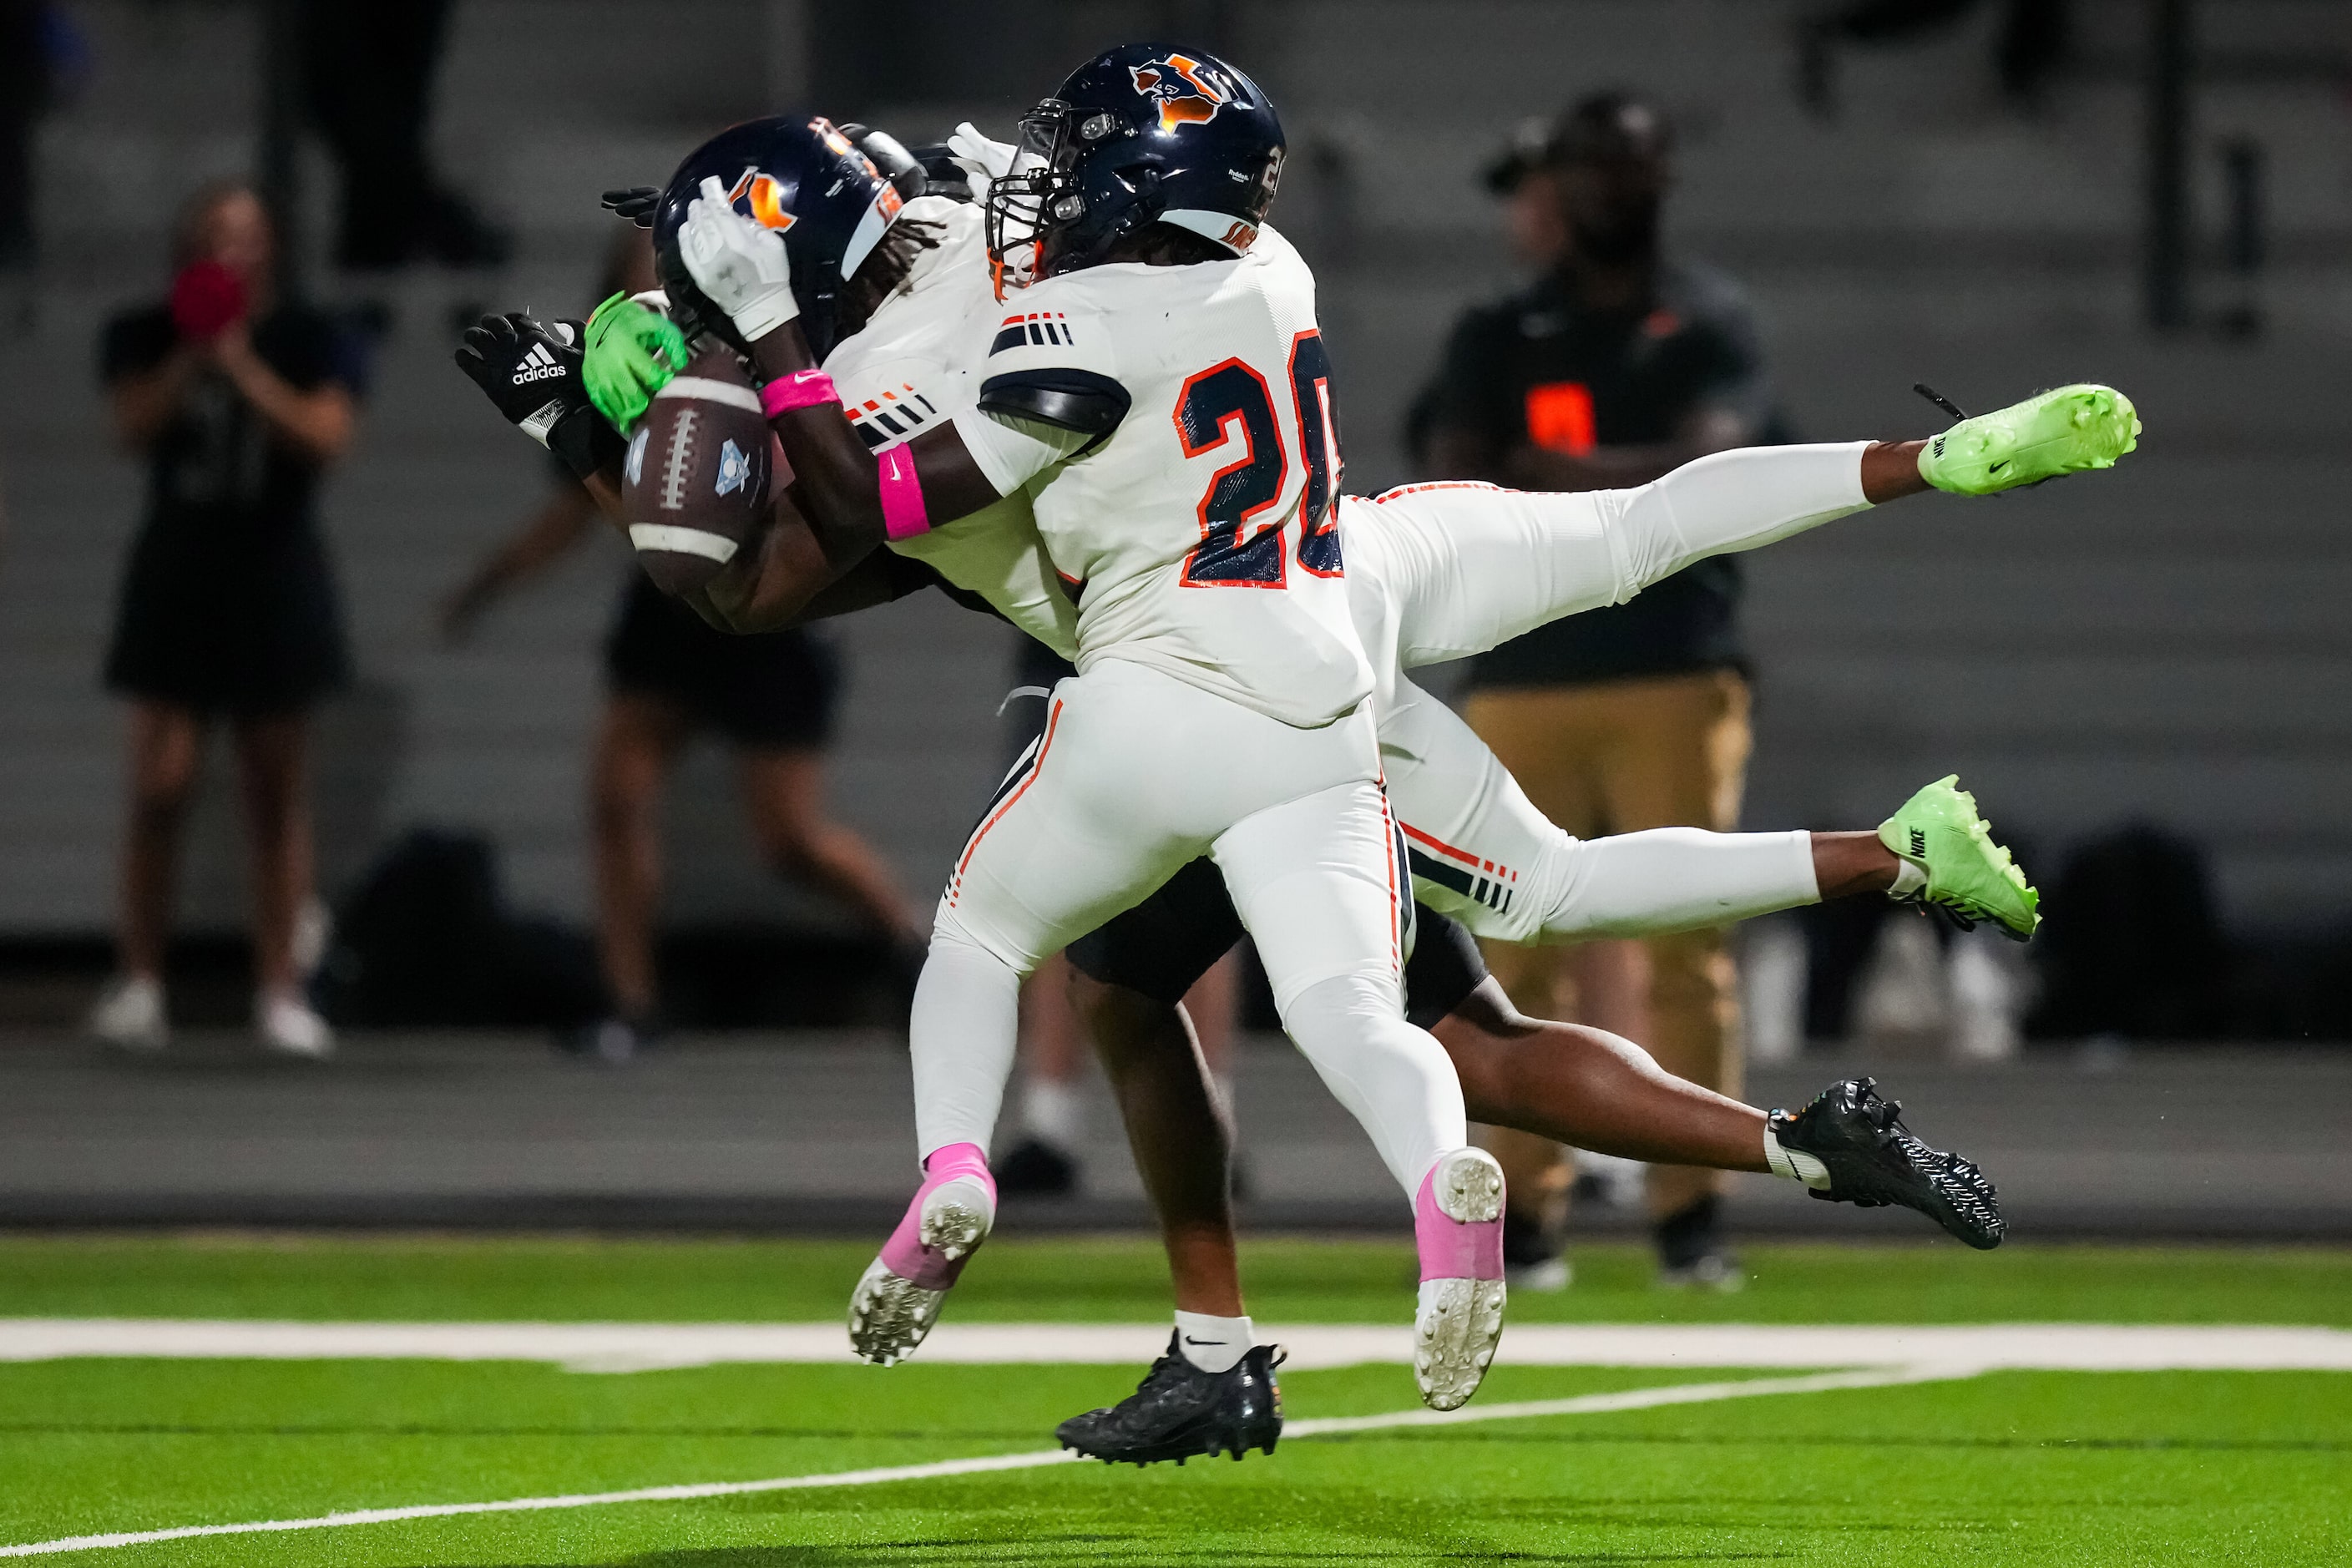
[945,122,1037,205]
[678,176,801,344]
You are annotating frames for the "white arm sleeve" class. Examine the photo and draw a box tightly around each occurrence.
[1359,443,1874,670]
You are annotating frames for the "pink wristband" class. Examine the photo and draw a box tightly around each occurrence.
[760,368,840,418]
[878,443,931,541]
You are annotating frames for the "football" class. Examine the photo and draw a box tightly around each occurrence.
[620,341,781,597]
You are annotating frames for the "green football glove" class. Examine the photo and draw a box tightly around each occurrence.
[581,292,688,432]
[1917,383,2140,496]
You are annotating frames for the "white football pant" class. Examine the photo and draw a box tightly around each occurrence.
[1346,443,1874,943]
[913,659,1467,1196]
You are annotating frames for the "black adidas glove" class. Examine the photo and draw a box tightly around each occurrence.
[601,186,661,229]
[453,311,621,482]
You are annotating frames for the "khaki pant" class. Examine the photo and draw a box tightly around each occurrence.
[1463,669,1753,1226]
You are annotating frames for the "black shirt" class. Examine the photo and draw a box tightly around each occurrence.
[98,301,365,712]
[99,302,365,548]
[1418,260,1770,689]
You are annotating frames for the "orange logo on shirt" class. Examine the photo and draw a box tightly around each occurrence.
[1525,382,1596,456]
[1130,53,1244,131]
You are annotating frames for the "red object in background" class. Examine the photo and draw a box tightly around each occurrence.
[1525,380,1596,456]
[169,260,247,341]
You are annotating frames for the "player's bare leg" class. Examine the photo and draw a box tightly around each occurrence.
[1077,972,1246,1318]
[1085,960,2000,1245]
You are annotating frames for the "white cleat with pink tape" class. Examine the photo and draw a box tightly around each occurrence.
[1412,1146,1509,1410]
[847,1142,997,1366]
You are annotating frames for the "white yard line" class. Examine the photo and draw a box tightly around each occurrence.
[2,1319,2349,1373]
[0,1363,1966,1559]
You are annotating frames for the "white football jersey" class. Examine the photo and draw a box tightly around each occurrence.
[822,198,1080,661]
[950,225,1371,729]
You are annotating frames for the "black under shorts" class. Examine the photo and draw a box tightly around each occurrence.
[604,575,840,749]
[1066,856,1490,1029]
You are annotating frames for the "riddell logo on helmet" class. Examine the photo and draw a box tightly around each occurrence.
[726,168,799,232]
[1129,53,1245,131]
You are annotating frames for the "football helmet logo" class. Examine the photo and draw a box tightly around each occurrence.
[726,168,798,233]
[1128,53,1248,131]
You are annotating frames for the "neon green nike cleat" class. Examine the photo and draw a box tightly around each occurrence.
[1879,775,2040,940]
[582,291,687,432]
[1917,383,2140,496]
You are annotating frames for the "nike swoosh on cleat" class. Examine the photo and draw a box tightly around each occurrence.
[1988,459,2008,473]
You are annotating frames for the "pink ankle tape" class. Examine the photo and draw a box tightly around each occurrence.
[878,1142,994,1291]
[760,369,840,418]
[1414,1166,1504,1282]
[878,444,931,540]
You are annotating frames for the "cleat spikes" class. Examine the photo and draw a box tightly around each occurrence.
[1055,1334,1285,1467]
[1771,1078,2004,1249]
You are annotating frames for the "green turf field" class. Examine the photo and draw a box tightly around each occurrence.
[3,1235,2347,1565]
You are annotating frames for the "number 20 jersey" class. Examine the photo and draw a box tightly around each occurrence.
[949,225,1372,731]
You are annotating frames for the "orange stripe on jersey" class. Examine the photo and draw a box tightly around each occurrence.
[1378,792,1403,976]
[1368,480,1507,504]
[948,699,1063,903]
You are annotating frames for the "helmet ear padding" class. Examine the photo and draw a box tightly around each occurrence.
[1160,208,1258,254]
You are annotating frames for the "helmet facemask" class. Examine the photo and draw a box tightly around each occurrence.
[985,99,1135,283]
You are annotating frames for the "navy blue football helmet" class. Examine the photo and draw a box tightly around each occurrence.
[651,115,908,359]
[986,43,1284,275]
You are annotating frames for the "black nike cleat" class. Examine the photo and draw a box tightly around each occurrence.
[1769,1077,2005,1250]
[1055,1333,1284,1466]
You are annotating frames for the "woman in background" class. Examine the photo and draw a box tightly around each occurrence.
[442,228,916,1060]
[88,184,358,1057]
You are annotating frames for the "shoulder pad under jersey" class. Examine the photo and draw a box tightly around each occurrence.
[977,368,1130,438]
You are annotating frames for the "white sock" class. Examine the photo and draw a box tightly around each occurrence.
[1280,972,1468,1195]
[1021,1078,1085,1149]
[1763,1126,1833,1191]
[908,923,1024,1158]
[1888,857,1929,898]
[1173,1310,1254,1373]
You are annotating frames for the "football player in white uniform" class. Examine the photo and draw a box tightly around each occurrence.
[645,50,2137,1415]
[457,56,2137,1421]
[666,53,1531,1410]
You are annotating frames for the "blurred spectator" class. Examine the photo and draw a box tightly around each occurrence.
[440,229,914,1060]
[0,0,43,275]
[302,2,509,270]
[1798,0,2075,117]
[0,1,86,300]
[1414,94,1773,1291]
[1483,117,1571,270]
[994,643,1242,1196]
[88,185,362,1058]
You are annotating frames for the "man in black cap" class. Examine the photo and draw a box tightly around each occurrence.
[1413,91,1773,1293]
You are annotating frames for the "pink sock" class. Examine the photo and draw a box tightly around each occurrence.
[1414,1161,1504,1282]
[879,1142,996,1291]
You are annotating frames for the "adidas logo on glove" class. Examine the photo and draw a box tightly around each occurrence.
[510,343,567,385]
